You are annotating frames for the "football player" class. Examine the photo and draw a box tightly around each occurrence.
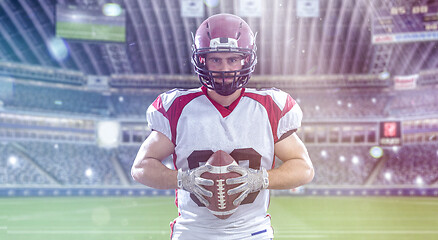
[131,13,314,239]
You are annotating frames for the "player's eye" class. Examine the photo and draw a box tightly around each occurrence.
[208,58,221,64]
[228,57,239,63]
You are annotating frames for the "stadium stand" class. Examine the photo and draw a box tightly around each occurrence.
[1,140,436,188]
[0,142,52,185]
[3,141,121,185]
[374,144,438,186]
[2,82,109,116]
[307,145,380,185]
[1,76,437,198]
[110,93,157,118]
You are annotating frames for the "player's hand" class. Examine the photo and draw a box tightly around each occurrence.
[177,165,214,206]
[226,165,269,206]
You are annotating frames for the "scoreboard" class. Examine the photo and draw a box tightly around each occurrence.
[379,121,402,146]
[372,0,438,44]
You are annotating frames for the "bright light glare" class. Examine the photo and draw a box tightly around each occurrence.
[369,146,383,159]
[339,156,346,162]
[102,3,122,17]
[85,168,93,177]
[384,172,392,181]
[97,121,120,148]
[8,155,17,165]
[415,176,424,186]
[320,150,327,158]
[351,156,359,165]
[47,37,68,61]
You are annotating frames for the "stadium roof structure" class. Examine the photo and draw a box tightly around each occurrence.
[0,0,437,79]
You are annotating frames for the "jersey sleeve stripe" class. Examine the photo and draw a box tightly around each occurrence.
[152,95,168,119]
[281,94,296,117]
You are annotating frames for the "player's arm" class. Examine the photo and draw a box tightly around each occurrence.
[227,132,314,206]
[131,130,214,205]
[131,130,177,189]
[269,132,314,189]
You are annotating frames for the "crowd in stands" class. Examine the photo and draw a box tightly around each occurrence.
[0,142,52,185]
[292,89,391,120]
[385,88,438,117]
[1,80,437,188]
[307,145,380,185]
[2,83,109,116]
[1,140,437,187]
[0,141,121,186]
[2,81,437,121]
[375,144,438,186]
[110,93,157,118]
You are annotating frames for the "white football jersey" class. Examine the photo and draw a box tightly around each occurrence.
[147,86,302,239]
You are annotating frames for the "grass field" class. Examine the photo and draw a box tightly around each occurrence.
[56,22,125,42]
[1,196,438,240]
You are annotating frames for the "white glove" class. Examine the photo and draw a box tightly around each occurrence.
[226,165,269,206]
[177,165,214,206]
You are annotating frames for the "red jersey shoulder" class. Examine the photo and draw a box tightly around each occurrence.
[153,88,204,112]
[243,88,296,111]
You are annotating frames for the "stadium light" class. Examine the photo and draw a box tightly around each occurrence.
[47,37,69,61]
[85,168,93,178]
[204,0,220,8]
[351,156,359,165]
[415,176,424,186]
[97,121,120,148]
[8,155,18,166]
[339,155,346,162]
[384,172,392,181]
[102,3,122,17]
[369,146,383,159]
[320,150,327,158]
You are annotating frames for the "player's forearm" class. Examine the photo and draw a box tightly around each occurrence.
[131,158,178,189]
[267,158,314,189]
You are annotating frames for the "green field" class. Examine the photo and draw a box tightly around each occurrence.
[56,22,125,42]
[1,196,437,240]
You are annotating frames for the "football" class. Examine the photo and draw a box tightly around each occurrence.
[201,150,241,219]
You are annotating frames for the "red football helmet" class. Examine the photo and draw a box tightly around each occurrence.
[191,14,257,96]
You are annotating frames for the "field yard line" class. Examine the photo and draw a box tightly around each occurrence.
[7,199,170,221]
[278,230,438,234]
[275,235,327,238]
[8,229,438,235]
[7,229,166,235]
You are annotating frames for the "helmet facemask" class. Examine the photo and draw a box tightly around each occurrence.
[192,45,257,96]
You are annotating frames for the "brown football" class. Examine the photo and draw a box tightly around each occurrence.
[201,150,241,219]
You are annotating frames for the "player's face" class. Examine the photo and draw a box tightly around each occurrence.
[206,52,244,84]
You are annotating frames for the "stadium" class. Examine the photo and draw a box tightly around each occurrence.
[0,0,437,239]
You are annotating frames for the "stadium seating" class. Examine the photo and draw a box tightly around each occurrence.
[307,145,380,185]
[1,140,437,187]
[2,83,109,116]
[374,144,438,186]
